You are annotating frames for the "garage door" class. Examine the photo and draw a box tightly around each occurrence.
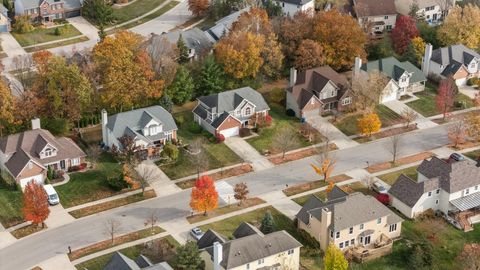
[65,10,81,18]
[381,88,398,103]
[219,127,239,137]
[455,78,467,87]
[19,174,45,189]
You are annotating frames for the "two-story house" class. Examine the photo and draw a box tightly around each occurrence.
[353,0,397,36]
[0,4,10,32]
[286,66,354,120]
[271,0,315,16]
[0,119,86,189]
[422,43,480,86]
[157,28,213,60]
[192,87,270,137]
[389,157,480,225]
[101,106,178,158]
[14,0,82,24]
[354,56,427,103]
[394,0,455,24]
[296,187,403,259]
[198,222,302,270]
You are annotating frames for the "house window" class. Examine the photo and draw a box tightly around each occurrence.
[245,107,252,116]
[45,149,52,157]
[475,185,478,191]
[71,158,80,166]
[336,231,340,239]
[342,97,352,105]
[401,77,407,83]
[428,191,432,197]
[435,199,439,205]
[386,25,392,30]
[436,189,440,194]
[288,249,294,255]
[359,223,364,230]
[339,242,344,249]
[330,230,334,238]
[246,263,250,269]
[465,188,470,195]
[310,98,315,105]
[258,258,264,265]
[349,227,353,234]
[351,239,355,245]
[345,240,349,247]
[389,223,397,232]
[384,15,388,19]
[377,218,381,224]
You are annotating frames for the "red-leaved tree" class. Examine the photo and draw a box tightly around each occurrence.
[391,15,419,55]
[23,180,50,227]
[190,176,218,216]
[436,77,456,120]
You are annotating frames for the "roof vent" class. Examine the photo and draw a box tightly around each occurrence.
[235,251,241,256]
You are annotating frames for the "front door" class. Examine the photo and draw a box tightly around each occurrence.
[60,160,65,170]
[364,235,371,245]
[44,16,50,22]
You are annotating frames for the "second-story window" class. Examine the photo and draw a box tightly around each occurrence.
[45,149,52,157]
[336,231,340,239]
[359,223,364,230]
[377,218,382,224]
[349,227,353,234]
[389,223,397,232]
[384,15,388,19]
[245,107,251,116]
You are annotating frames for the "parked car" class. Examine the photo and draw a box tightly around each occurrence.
[190,227,204,241]
[372,182,388,194]
[449,153,464,162]
[43,184,59,205]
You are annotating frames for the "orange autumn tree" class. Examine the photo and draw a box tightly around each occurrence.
[23,180,50,227]
[190,176,218,216]
[357,113,382,137]
[311,158,336,182]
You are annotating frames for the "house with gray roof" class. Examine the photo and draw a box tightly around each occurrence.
[14,0,82,24]
[159,28,213,60]
[192,87,270,137]
[101,106,178,158]
[354,56,427,103]
[271,0,314,16]
[422,43,480,86]
[0,118,86,189]
[103,251,173,270]
[353,0,397,36]
[389,157,480,224]
[204,7,250,42]
[394,0,455,24]
[296,188,403,253]
[198,222,302,270]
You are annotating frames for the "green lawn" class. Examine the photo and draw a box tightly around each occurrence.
[464,150,480,161]
[12,24,83,47]
[293,181,376,206]
[406,83,475,117]
[158,112,242,180]
[107,0,166,26]
[377,166,418,186]
[334,105,403,136]
[0,184,23,228]
[56,153,123,208]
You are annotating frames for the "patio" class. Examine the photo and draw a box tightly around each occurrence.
[346,234,393,263]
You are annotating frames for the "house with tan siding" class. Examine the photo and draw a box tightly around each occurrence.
[353,0,397,36]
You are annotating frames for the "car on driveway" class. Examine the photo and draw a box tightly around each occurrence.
[449,153,465,162]
[190,227,204,241]
[372,182,388,194]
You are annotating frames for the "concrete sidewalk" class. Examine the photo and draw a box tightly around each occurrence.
[0,32,26,57]
[34,254,76,270]
[306,116,359,149]
[224,137,274,171]
[260,191,300,220]
[383,100,437,129]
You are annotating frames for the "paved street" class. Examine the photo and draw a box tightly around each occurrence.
[0,124,450,270]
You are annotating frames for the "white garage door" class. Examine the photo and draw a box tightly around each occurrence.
[455,78,467,87]
[219,127,239,137]
[19,174,45,189]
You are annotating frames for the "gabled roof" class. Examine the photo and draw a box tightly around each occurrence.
[233,222,264,239]
[361,56,426,83]
[430,44,480,66]
[161,28,213,55]
[16,0,81,10]
[354,0,396,17]
[104,252,141,270]
[205,7,250,41]
[197,229,227,250]
[196,87,270,115]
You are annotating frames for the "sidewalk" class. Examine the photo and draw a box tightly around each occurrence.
[383,100,437,129]
[35,254,76,270]
[260,191,301,220]
[224,137,274,171]
[0,32,26,57]
[306,115,359,149]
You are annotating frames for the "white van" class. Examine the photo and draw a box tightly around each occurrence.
[43,184,60,205]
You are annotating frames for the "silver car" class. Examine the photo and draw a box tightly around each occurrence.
[190,227,204,241]
[373,182,388,194]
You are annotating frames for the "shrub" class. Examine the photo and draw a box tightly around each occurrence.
[175,115,185,127]
[265,115,272,126]
[216,133,225,143]
[13,15,34,33]
[239,128,251,137]
[68,163,87,172]
[42,118,70,135]
[297,228,320,249]
[106,174,128,191]
[188,122,203,134]
[54,27,62,36]
[162,142,179,161]
[286,109,295,117]
[467,78,475,86]
[269,88,285,105]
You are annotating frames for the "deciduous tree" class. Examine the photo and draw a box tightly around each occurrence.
[188,139,209,178]
[277,11,314,64]
[436,77,456,120]
[391,15,419,55]
[146,35,179,86]
[188,0,209,17]
[135,163,156,195]
[294,39,324,71]
[323,243,348,270]
[357,113,382,137]
[403,36,425,66]
[465,112,480,141]
[260,210,276,234]
[104,218,122,245]
[352,70,388,110]
[311,142,336,182]
[233,182,249,205]
[0,81,15,136]
[273,126,300,158]
[401,107,418,128]
[448,120,467,148]
[190,176,218,215]
[388,134,403,164]
[23,181,50,227]
[437,4,480,50]
[173,241,205,270]
[456,243,480,270]
[115,135,141,165]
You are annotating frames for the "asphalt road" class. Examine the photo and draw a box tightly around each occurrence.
[0,124,450,270]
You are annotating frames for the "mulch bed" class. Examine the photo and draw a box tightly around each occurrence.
[69,190,156,218]
[11,224,47,239]
[175,164,253,189]
[354,126,417,143]
[282,174,352,197]
[366,151,434,173]
[268,143,338,165]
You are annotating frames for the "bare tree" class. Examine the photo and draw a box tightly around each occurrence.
[448,120,468,148]
[361,174,376,190]
[144,210,158,235]
[313,137,336,182]
[135,163,157,195]
[351,70,388,111]
[104,219,122,246]
[401,107,418,128]
[388,134,403,164]
[273,126,300,158]
[188,139,209,178]
[145,35,179,86]
[86,145,102,169]
[233,182,249,206]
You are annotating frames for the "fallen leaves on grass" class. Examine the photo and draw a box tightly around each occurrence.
[282,174,352,197]
[176,164,253,189]
[269,144,338,165]
[11,224,46,239]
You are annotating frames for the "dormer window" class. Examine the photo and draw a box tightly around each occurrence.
[45,148,52,157]
[245,107,252,116]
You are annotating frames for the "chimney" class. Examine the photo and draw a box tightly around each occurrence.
[422,43,433,77]
[213,242,223,270]
[101,109,108,147]
[354,57,362,77]
[320,208,332,249]
[31,118,41,130]
[289,67,297,87]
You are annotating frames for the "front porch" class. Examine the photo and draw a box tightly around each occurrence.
[346,234,393,263]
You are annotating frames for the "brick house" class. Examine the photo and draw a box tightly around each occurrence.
[14,0,82,23]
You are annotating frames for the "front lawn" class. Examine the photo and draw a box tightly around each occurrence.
[334,105,403,136]
[377,166,419,186]
[56,152,123,208]
[106,0,166,26]
[464,150,480,161]
[12,24,83,47]
[0,184,23,228]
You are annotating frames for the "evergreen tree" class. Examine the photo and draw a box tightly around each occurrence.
[167,66,195,104]
[159,94,173,112]
[197,56,225,96]
[98,24,107,41]
[177,34,190,64]
[173,241,205,270]
[260,210,275,234]
[264,0,282,17]
[82,0,114,26]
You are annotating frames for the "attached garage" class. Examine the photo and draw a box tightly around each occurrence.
[65,9,81,18]
[455,77,467,87]
[215,114,242,138]
[219,127,239,137]
[19,174,45,189]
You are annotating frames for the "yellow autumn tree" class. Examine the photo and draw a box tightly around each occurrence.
[437,4,480,50]
[357,113,382,137]
[324,243,348,270]
[411,37,426,65]
[0,81,16,136]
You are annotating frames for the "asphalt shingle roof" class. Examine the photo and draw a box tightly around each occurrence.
[161,28,213,56]
[361,56,426,84]
[430,44,480,66]
[354,0,397,17]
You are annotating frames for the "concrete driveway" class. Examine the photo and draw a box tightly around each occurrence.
[67,17,99,40]
[0,32,26,57]
[224,137,274,171]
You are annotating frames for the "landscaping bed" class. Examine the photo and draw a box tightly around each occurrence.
[366,151,434,173]
[69,190,156,218]
[11,224,46,239]
[293,181,374,206]
[187,197,266,224]
[12,24,83,47]
[354,125,417,143]
[377,166,419,186]
[282,174,352,197]
[268,143,338,165]
[69,226,164,261]
[0,185,23,228]
[175,164,253,189]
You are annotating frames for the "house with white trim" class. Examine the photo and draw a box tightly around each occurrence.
[272,0,315,16]
[394,0,455,24]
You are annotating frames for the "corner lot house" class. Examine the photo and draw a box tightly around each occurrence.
[286,66,354,120]
[422,44,480,86]
[14,0,82,23]
[198,222,302,270]
[0,119,86,188]
[389,157,480,230]
[296,187,403,261]
[101,106,178,158]
[192,87,270,137]
[353,0,397,36]
[394,0,455,24]
[355,56,427,103]
[272,0,315,16]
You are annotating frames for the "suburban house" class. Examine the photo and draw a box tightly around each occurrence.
[394,0,455,24]
[101,106,178,158]
[286,66,354,120]
[160,28,213,60]
[353,0,397,36]
[198,222,302,270]
[354,56,427,103]
[14,0,82,23]
[271,0,315,16]
[0,4,10,32]
[192,87,270,137]
[204,7,250,43]
[296,188,403,261]
[0,119,86,188]
[103,251,173,270]
[389,157,480,230]
[422,43,480,86]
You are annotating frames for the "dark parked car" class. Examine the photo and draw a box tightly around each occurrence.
[449,153,464,162]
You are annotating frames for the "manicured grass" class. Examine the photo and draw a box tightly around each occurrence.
[12,24,83,47]
[108,0,166,26]
[75,235,179,270]
[175,164,252,189]
[0,184,24,228]
[464,150,480,161]
[293,181,375,206]
[377,166,419,186]
[56,153,123,208]
[187,197,266,223]
[24,36,89,53]
[334,105,403,136]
